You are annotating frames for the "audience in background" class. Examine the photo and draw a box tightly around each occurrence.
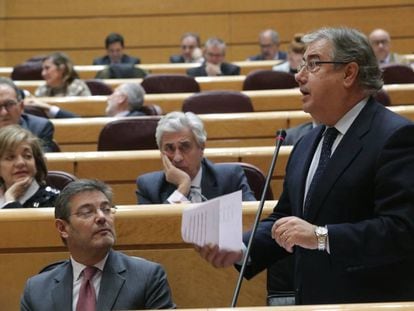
[368,28,408,65]
[248,29,287,61]
[136,111,255,204]
[35,52,91,97]
[0,78,55,152]
[93,32,140,65]
[170,32,204,63]
[106,83,146,117]
[21,179,175,310]
[273,33,305,74]
[187,37,240,77]
[0,125,59,209]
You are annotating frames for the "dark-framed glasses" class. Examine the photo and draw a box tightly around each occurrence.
[70,205,117,219]
[0,101,18,112]
[297,60,349,73]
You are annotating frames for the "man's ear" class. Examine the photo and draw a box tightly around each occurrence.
[55,219,69,240]
[343,62,359,88]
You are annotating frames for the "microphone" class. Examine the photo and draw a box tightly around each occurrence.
[231,129,287,307]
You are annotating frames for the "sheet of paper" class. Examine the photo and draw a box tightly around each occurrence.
[181,190,243,251]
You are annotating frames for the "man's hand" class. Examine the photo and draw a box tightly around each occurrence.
[4,177,33,202]
[195,244,243,268]
[205,63,222,76]
[161,154,191,195]
[272,216,317,252]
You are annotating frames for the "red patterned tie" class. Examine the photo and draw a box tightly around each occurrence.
[76,266,97,311]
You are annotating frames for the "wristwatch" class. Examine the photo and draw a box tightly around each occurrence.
[314,226,328,251]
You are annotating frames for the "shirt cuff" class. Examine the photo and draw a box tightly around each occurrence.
[48,105,60,118]
[167,190,190,204]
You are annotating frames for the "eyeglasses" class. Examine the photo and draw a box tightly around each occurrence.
[297,60,349,73]
[70,205,117,219]
[0,101,17,112]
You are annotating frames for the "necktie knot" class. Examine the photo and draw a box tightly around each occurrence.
[82,266,97,281]
[189,186,203,203]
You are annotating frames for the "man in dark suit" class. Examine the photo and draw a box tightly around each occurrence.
[136,111,255,204]
[248,29,287,61]
[0,77,55,152]
[170,32,204,64]
[187,37,240,77]
[93,33,140,65]
[21,179,175,310]
[106,82,146,117]
[196,27,414,305]
[283,121,315,146]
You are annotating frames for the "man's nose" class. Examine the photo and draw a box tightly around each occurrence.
[172,149,183,162]
[0,106,9,115]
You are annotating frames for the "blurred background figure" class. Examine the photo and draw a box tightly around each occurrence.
[248,29,287,61]
[170,32,204,63]
[0,125,60,209]
[187,37,240,77]
[273,33,305,74]
[106,83,146,117]
[93,32,140,65]
[34,52,91,97]
[368,28,408,65]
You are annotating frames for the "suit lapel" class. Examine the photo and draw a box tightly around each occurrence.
[305,100,377,222]
[97,250,126,310]
[200,159,220,199]
[51,262,73,311]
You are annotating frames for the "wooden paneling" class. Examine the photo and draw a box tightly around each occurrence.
[0,202,273,310]
[1,1,413,65]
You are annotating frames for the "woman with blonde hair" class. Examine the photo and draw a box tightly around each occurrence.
[0,125,60,208]
[34,52,91,97]
[273,33,305,74]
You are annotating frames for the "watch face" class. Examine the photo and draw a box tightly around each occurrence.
[316,226,328,236]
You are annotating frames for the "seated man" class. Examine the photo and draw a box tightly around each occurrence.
[93,32,140,65]
[368,28,408,64]
[170,32,204,63]
[0,77,55,152]
[186,37,240,77]
[136,111,255,204]
[106,82,146,117]
[21,179,175,310]
[248,29,287,61]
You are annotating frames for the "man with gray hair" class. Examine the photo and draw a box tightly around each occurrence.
[186,37,240,77]
[21,179,175,310]
[105,82,146,117]
[248,29,287,61]
[197,27,414,304]
[136,111,255,204]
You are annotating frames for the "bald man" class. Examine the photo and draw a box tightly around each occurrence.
[368,28,408,64]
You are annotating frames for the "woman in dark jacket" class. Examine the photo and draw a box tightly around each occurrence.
[0,125,59,208]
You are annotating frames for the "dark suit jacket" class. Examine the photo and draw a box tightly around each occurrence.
[55,109,78,118]
[21,250,175,310]
[127,110,146,117]
[20,113,55,152]
[2,185,59,209]
[284,122,314,146]
[186,62,240,77]
[248,51,287,61]
[243,98,414,304]
[136,158,256,204]
[92,54,140,65]
[169,55,185,63]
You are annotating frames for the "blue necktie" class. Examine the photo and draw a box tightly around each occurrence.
[303,127,339,215]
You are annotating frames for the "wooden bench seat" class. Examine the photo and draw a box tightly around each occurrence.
[0,201,274,310]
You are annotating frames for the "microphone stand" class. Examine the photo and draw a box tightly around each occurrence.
[230,129,287,307]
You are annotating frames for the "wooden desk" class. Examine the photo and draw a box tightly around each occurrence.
[0,201,274,310]
[51,111,311,151]
[0,60,281,80]
[45,146,292,205]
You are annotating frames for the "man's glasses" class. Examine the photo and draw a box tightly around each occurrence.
[0,101,17,112]
[297,60,349,73]
[70,205,117,219]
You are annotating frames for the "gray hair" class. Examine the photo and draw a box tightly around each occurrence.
[54,179,113,221]
[0,77,23,101]
[260,29,280,44]
[117,83,145,111]
[302,27,383,94]
[155,111,207,148]
[204,37,226,53]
